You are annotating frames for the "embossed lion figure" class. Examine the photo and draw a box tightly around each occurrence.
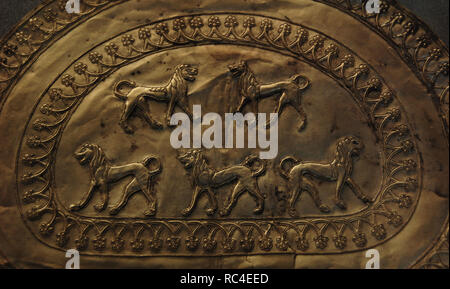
[114,64,198,133]
[177,149,266,217]
[228,60,311,131]
[70,143,162,216]
[279,136,372,217]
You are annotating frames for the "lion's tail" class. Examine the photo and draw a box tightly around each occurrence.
[242,155,266,177]
[142,155,162,175]
[113,80,136,101]
[290,74,311,90]
[279,156,299,179]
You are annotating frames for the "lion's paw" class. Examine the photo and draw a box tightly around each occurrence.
[297,120,306,132]
[206,208,216,216]
[181,208,192,216]
[335,200,347,210]
[94,203,106,212]
[253,206,264,214]
[219,209,231,217]
[319,204,331,213]
[144,208,156,217]
[69,203,82,211]
[109,207,120,215]
[288,208,297,217]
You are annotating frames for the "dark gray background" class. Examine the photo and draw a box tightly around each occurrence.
[0,0,449,45]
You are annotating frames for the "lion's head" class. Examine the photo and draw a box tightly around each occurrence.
[75,144,94,165]
[177,149,203,169]
[336,136,364,159]
[74,143,106,169]
[228,60,249,78]
[175,64,198,82]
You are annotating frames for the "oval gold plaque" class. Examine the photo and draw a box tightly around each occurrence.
[0,0,448,269]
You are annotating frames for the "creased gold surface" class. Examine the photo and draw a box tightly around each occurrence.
[0,0,448,268]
